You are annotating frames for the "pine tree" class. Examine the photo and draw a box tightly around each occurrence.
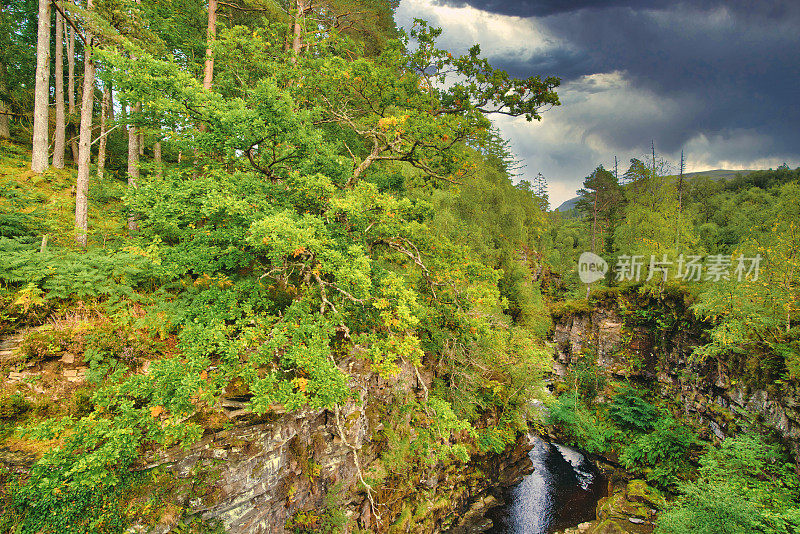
[75,0,96,247]
[53,6,67,169]
[31,0,51,173]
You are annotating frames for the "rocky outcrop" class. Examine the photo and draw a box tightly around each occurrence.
[552,304,800,463]
[554,478,662,534]
[142,403,367,533]
[128,356,535,534]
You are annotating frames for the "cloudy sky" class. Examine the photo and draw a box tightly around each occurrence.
[395,0,800,207]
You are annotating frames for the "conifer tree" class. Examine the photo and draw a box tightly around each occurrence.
[31,0,51,173]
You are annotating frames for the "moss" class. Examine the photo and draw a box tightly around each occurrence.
[626,479,666,509]
[387,506,412,533]
[550,299,593,320]
[587,518,629,534]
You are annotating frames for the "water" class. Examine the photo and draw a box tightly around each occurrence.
[486,437,607,534]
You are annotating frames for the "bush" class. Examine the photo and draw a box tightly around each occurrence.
[608,386,659,432]
[0,392,31,420]
[547,393,617,453]
[621,417,698,490]
[657,434,800,534]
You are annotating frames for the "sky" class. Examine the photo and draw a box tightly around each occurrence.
[394,0,800,208]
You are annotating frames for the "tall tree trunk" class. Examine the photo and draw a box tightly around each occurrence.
[0,96,8,140]
[75,0,95,247]
[31,0,51,173]
[0,3,9,139]
[139,132,144,156]
[127,103,140,232]
[67,21,78,162]
[203,0,217,90]
[97,83,111,179]
[291,0,307,58]
[154,140,163,178]
[53,8,66,168]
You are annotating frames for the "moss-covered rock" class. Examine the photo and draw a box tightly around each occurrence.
[625,480,665,509]
[587,518,630,534]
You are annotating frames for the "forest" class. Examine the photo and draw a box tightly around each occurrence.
[0,0,799,533]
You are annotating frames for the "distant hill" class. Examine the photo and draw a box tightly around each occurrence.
[555,197,579,212]
[554,169,757,212]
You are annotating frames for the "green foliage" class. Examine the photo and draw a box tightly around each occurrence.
[546,393,616,454]
[0,238,158,301]
[620,416,698,490]
[6,414,152,534]
[608,387,659,432]
[657,434,800,534]
[2,3,563,530]
[0,391,31,420]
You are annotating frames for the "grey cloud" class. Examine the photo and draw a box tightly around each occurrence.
[402,0,800,203]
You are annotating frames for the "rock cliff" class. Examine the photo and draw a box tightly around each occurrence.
[552,299,800,463]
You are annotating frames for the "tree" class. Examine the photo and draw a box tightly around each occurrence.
[0,3,10,140]
[576,165,622,255]
[127,102,140,232]
[67,17,77,161]
[533,173,549,209]
[53,6,67,169]
[203,0,216,90]
[613,157,695,259]
[291,20,560,188]
[97,83,112,179]
[31,0,51,173]
[75,0,96,247]
[290,0,309,57]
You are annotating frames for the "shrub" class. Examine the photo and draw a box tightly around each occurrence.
[608,386,660,432]
[547,393,617,453]
[657,434,800,534]
[621,417,698,490]
[0,392,31,420]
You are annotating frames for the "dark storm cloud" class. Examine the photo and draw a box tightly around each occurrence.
[434,0,800,158]
[432,0,673,17]
[434,0,799,19]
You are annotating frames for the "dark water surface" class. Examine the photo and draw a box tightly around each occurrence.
[486,437,607,534]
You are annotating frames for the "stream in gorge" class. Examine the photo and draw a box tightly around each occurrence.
[486,436,607,534]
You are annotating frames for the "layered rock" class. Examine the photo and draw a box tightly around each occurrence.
[552,304,800,463]
[129,357,534,533]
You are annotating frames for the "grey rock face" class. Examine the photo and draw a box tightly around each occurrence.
[553,307,800,464]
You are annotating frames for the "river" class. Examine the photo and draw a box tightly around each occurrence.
[485,436,606,534]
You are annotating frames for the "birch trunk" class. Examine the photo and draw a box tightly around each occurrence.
[31,0,51,173]
[97,84,111,179]
[53,8,66,168]
[75,0,95,247]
